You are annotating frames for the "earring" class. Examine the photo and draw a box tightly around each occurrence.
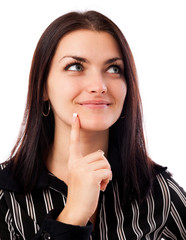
[43,101,50,117]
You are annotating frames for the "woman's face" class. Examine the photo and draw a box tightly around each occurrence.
[46,30,127,131]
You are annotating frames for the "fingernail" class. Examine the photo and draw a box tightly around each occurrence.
[72,113,78,123]
[98,149,104,155]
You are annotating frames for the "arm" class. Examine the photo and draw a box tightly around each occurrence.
[0,114,111,239]
[36,113,111,239]
[0,196,92,240]
[162,174,186,239]
[34,209,93,240]
[57,113,112,226]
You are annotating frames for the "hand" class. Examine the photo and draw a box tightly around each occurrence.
[57,113,112,226]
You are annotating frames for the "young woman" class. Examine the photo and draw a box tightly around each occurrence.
[0,11,185,240]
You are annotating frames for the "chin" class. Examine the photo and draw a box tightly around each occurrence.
[80,118,116,132]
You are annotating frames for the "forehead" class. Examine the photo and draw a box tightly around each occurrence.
[54,29,122,60]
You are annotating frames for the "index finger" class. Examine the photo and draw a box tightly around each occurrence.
[69,113,81,159]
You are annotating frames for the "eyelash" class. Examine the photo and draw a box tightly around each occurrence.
[64,61,84,71]
[107,65,122,74]
[64,61,123,74]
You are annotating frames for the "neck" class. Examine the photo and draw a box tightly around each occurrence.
[46,124,109,181]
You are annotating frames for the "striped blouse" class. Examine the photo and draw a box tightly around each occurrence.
[0,162,185,240]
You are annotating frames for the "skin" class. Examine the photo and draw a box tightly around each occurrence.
[44,30,127,226]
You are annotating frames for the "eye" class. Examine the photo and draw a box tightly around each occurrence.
[65,63,83,72]
[107,65,121,74]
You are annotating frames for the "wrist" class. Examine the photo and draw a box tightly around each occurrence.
[57,206,89,226]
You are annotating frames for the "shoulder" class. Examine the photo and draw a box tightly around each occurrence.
[161,171,186,212]
[0,160,50,193]
[154,169,185,200]
[154,171,186,238]
[0,161,9,171]
[152,164,185,199]
[153,169,186,221]
[0,160,23,192]
[0,160,12,185]
[156,170,185,200]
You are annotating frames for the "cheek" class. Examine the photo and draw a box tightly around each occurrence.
[47,80,81,117]
[47,79,77,100]
[112,80,127,106]
[121,85,127,105]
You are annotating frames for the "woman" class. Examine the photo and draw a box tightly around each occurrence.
[0,11,185,240]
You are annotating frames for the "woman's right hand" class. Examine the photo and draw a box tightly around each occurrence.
[57,113,112,226]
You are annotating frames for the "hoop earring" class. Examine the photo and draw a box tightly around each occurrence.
[43,101,51,117]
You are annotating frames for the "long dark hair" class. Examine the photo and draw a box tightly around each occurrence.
[10,10,156,204]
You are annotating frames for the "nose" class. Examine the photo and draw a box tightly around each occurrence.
[87,73,107,94]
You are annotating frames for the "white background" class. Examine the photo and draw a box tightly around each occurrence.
[0,0,185,189]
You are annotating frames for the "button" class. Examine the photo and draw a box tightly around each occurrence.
[43,232,51,240]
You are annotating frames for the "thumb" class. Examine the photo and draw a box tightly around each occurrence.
[69,113,81,160]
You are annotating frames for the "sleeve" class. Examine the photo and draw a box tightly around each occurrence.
[161,175,186,239]
[0,191,93,240]
[33,209,93,240]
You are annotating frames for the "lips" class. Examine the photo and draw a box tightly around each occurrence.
[79,100,111,105]
[77,100,112,108]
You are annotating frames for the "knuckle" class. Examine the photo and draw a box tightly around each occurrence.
[102,159,111,170]
[105,169,111,178]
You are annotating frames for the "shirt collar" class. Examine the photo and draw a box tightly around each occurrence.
[0,161,50,192]
[0,144,120,194]
[0,161,67,195]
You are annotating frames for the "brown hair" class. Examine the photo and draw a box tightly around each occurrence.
[10,11,156,204]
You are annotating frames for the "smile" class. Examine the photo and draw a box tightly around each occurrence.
[77,100,112,109]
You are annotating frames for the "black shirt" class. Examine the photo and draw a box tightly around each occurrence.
[0,162,185,240]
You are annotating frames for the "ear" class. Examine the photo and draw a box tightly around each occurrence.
[43,84,49,101]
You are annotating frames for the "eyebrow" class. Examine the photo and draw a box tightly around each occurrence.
[59,55,123,65]
[105,57,123,65]
[59,56,87,63]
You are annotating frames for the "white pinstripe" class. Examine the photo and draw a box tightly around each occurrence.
[112,181,126,240]
[9,192,25,240]
[162,226,177,240]
[131,200,143,239]
[171,203,186,239]
[145,192,156,240]
[99,201,104,240]
[99,194,108,240]
[168,179,186,207]
[0,168,185,239]
[153,174,171,239]
[43,189,54,213]
[5,209,15,240]
[0,190,4,200]
[49,186,67,206]
[25,193,39,233]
